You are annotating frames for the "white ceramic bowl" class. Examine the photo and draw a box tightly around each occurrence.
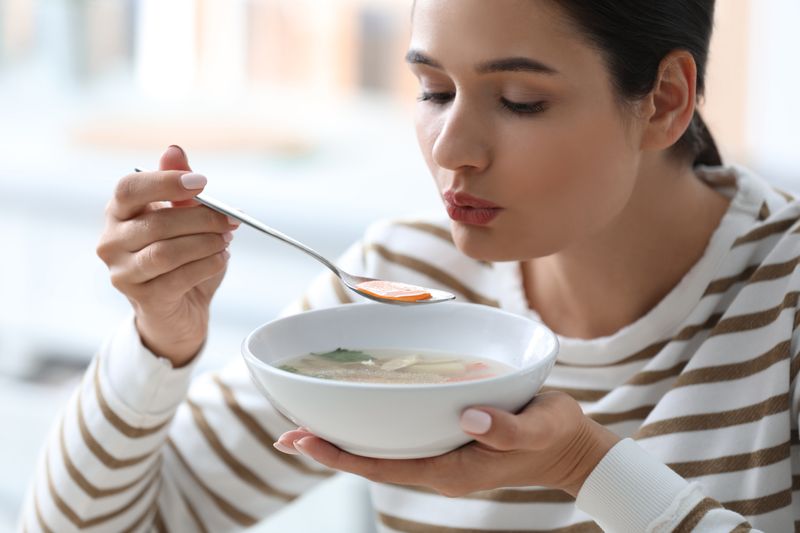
[242,301,559,459]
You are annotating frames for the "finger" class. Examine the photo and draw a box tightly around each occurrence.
[160,145,201,209]
[292,436,440,487]
[135,248,230,299]
[125,232,232,284]
[160,145,191,172]
[460,392,578,452]
[117,205,239,253]
[110,170,208,221]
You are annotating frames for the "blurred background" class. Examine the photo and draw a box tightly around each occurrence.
[0,0,798,530]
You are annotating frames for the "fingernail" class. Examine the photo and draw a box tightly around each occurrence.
[273,441,299,455]
[227,216,241,227]
[294,437,313,457]
[168,144,185,157]
[180,173,207,190]
[222,232,234,243]
[222,249,231,260]
[460,409,491,434]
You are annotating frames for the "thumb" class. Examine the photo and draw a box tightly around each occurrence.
[159,145,196,207]
[159,144,191,172]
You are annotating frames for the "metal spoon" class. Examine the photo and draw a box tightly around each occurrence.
[134,168,456,305]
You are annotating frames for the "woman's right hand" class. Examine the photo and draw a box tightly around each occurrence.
[96,146,240,367]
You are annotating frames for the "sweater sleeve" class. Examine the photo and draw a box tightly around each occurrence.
[18,238,370,533]
[576,438,761,532]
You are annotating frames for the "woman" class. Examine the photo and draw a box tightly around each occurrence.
[21,0,800,531]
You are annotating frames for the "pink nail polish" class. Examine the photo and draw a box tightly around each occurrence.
[273,441,300,455]
[180,173,207,190]
[294,437,313,457]
[460,409,492,434]
[222,232,234,243]
[227,216,241,227]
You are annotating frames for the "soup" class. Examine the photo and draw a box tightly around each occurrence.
[274,348,514,384]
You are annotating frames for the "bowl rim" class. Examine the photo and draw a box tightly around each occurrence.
[241,301,560,391]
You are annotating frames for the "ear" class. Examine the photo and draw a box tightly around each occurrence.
[639,50,697,152]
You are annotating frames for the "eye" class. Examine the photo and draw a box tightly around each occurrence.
[500,98,547,115]
[417,91,455,105]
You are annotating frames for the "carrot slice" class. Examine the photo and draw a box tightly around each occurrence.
[355,280,432,302]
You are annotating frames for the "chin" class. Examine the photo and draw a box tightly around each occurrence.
[451,223,561,262]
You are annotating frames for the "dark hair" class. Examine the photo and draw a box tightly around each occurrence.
[553,0,723,167]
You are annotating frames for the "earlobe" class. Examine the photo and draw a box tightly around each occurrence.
[639,51,697,152]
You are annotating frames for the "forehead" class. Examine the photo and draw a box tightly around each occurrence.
[411,1,563,57]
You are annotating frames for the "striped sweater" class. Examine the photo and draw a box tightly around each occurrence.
[19,165,800,532]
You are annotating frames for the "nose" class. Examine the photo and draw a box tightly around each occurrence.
[430,98,491,173]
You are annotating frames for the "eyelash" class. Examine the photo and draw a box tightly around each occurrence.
[417,92,547,116]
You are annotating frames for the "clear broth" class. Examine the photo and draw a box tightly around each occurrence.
[274,348,514,384]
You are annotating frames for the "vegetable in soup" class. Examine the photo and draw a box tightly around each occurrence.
[275,348,513,384]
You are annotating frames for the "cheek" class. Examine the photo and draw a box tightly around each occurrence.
[415,111,439,172]
[465,111,639,260]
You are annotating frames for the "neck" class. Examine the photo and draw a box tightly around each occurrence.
[522,156,731,339]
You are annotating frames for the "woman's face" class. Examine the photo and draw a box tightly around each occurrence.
[409,0,645,261]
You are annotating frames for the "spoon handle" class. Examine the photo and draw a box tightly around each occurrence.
[195,193,341,277]
[132,168,341,277]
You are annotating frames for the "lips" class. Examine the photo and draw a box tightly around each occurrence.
[442,189,502,226]
[443,190,501,209]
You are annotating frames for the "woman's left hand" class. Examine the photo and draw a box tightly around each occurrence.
[274,391,620,497]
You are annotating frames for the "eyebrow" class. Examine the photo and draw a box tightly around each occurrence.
[404,50,559,75]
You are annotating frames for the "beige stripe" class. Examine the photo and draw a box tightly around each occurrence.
[378,512,600,533]
[774,188,796,203]
[627,360,689,386]
[635,393,789,439]
[758,201,771,221]
[703,265,759,296]
[120,494,161,533]
[94,358,170,438]
[672,340,790,388]
[166,438,257,527]
[538,386,607,402]
[180,491,209,533]
[668,441,789,478]
[705,256,800,297]
[186,398,296,501]
[733,217,798,247]
[153,506,168,533]
[724,488,791,516]
[730,522,753,533]
[555,340,669,368]
[76,389,154,469]
[59,416,160,498]
[365,243,499,307]
[395,221,454,245]
[709,292,799,337]
[554,312,721,369]
[674,497,721,531]
[392,484,575,504]
[33,483,56,533]
[45,445,159,528]
[330,272,354,304]
[300,293,312,312]
[212,375,332,477]
[588,405,654,426]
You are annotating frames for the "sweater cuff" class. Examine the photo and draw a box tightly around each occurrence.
[575,438,690,533]
[102,315,202,417]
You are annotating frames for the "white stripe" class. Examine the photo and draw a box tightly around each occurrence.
[370,483,593,530]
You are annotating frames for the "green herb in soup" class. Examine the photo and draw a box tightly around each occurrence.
[274,348,514,384]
